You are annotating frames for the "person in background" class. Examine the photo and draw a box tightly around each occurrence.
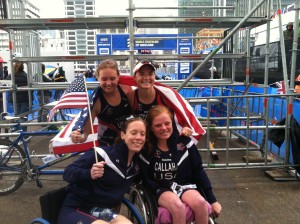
[284,22,294,71]
[71,59,133,146]
[58,117,146,224]
[3,66,8,79]
[37,63,53,122]
[6,62,29,131]
[284,22,294,40]
[209,66,220,79]
[139,105,222,224]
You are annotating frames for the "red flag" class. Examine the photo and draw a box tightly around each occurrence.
[48,77,89,121]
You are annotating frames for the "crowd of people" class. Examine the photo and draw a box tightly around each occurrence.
[64,59,222,224]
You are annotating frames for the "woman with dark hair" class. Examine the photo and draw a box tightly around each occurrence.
[58,117,146,224]
[6,62,29,130]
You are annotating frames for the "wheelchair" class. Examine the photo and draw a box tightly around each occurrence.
[30,186,146,224]
[128,182,216,224]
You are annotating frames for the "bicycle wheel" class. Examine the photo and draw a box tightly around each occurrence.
[0,139,26,196]
[128,184,156,224]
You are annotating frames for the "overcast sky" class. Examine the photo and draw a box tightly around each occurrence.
[30,0,178,18]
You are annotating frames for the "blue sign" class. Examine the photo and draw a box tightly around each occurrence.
[177,34,193,80]
[96,34,193,79]
[96,34,112,55]
[110,34,177,50]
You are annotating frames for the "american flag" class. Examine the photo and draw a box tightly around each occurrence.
[50,76,205,154]
[275,81,286,94]
[50,87,100,154]
[48,77,89,121]
[49,111,99,154]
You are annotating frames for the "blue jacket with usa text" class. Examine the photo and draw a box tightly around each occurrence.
[62,142,140,209]
[138,135,217,204]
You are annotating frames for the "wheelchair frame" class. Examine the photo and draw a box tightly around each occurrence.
[129,182,216,224]
[30,187,146,224]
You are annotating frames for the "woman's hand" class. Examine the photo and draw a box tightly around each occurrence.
[211,201,222,218]
[90,161,106,180]
[71,129,87,143]
[180,127,193,137]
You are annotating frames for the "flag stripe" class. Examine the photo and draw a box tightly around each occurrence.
[48,77,89,121]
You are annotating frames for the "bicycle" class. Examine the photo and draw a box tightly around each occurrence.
[0,115,146,224]
[0,115,77,195]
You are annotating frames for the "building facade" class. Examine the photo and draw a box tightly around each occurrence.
[63,0,96,74]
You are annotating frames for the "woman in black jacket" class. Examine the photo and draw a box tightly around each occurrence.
[6,62,29,130]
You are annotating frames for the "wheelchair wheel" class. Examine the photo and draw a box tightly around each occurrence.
[208,216,216,224]
[128,184,156,224]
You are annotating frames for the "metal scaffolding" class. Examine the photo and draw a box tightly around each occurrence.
[0,0,299,179]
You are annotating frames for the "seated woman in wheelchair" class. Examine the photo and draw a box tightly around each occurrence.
[139,105,222,224]
[57,117,146,224]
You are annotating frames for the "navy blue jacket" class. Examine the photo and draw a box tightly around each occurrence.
[6,71,29,103]
[138,135,217,204]
[63,142,140,209]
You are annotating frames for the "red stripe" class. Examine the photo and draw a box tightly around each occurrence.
[53,141,99,154]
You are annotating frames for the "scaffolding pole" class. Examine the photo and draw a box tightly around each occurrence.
[177,0,267,92]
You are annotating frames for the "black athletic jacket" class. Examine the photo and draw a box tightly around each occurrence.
[138,134,217,204]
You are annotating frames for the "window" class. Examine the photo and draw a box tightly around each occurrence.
[77,40,86,45]
[77,50,86,54]
[77,45,86,50]
[76,30,86,35]
[87,36,94,40]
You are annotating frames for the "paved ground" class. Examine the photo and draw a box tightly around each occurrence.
[1,129,300,224]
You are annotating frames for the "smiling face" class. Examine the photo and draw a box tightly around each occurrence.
[134,65,156,90]
[150,112,173,142]
[121,119,146,153]
[97,67,119,93]
[95,60,120,94]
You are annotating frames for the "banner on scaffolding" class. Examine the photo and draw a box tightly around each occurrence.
[96,34,193,80]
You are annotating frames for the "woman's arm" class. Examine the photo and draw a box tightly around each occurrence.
[63,150,95,183]
[188,143,217,204]
[120,84,134,109]
[71,97,100,143]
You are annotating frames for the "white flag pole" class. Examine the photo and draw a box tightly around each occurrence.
[82,76,98,163]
